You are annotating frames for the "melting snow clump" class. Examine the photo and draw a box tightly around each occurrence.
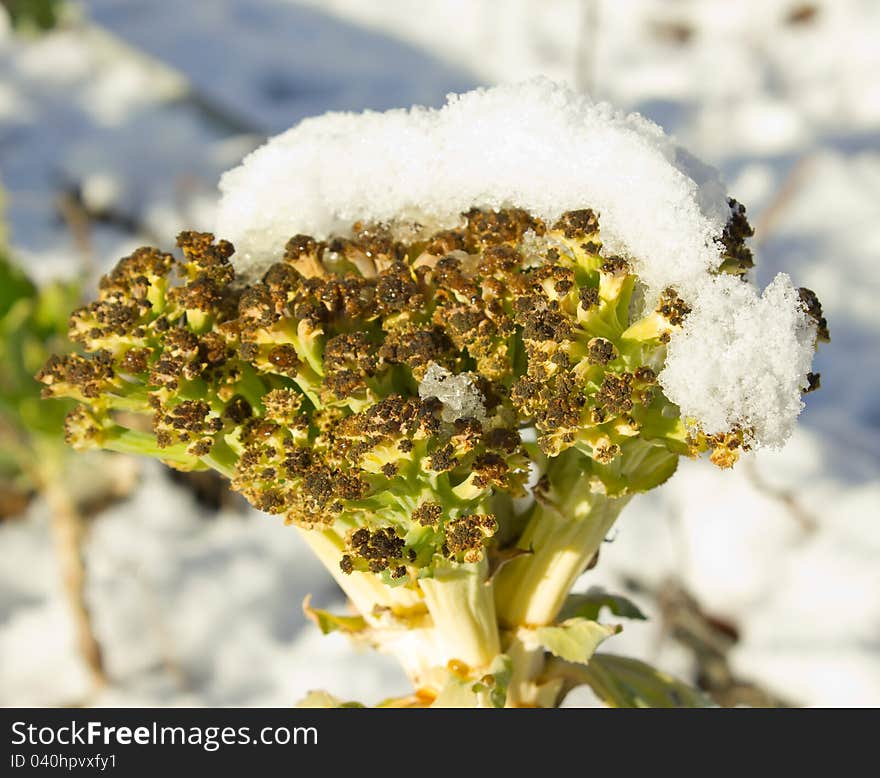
[418,364,486,424]
[661,274,815,446]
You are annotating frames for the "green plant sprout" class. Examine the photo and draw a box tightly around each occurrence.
[1,0,65,33]
[39,204,827,707]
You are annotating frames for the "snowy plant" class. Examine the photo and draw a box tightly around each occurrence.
[39,80,827,707]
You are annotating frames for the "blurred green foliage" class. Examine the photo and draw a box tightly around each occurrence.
[0,189,80,498]
[2,0,64,32]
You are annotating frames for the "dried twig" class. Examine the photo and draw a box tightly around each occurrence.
[55,188,95,278]
[625,575,793,707]
[743,459,819,534]
[43,481,107,690]
[753,155,815,248]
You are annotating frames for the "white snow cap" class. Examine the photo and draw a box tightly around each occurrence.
[217,78,729,286]
[216,79,817,448]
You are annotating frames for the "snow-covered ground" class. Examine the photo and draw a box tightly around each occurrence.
[1,0,878,707]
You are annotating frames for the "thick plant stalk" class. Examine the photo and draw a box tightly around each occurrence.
[299,527,422,616]
[495,494,630,627]
[303,529,500,689]
[43,481,106,690]
[503,628,564,707]
[419,558,500,669]
[300,528,446,689]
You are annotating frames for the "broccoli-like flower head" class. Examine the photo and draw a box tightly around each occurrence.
[39,204,825,592]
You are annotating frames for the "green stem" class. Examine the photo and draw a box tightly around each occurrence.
[101,425,199,468]
[233,362,273,414]
[104,388,154,413]
[302,529,502,688]
[494,493,629,627]
[200,437,237,478]
[298,527,422,616]
[419,558,500,670]
[503,628,563,707]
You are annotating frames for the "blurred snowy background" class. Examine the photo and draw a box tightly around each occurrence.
[1,0,878,707]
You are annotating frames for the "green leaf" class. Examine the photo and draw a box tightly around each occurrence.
[302,595,367,635]
[476,654,513,709]
[578,653,713,708]
[586,437,680,496]
[622,446,679,493]
[296,690,365,708]
[524,617,620,664]
[560,587,647,622]
[0,253,36,320]
[3,0,65,32]
[432,654,513,708]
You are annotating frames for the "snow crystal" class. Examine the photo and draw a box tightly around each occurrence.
[418,364,486,423]
[216,78,729,290]
[217,79,817,449]
[660,274,816,446]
